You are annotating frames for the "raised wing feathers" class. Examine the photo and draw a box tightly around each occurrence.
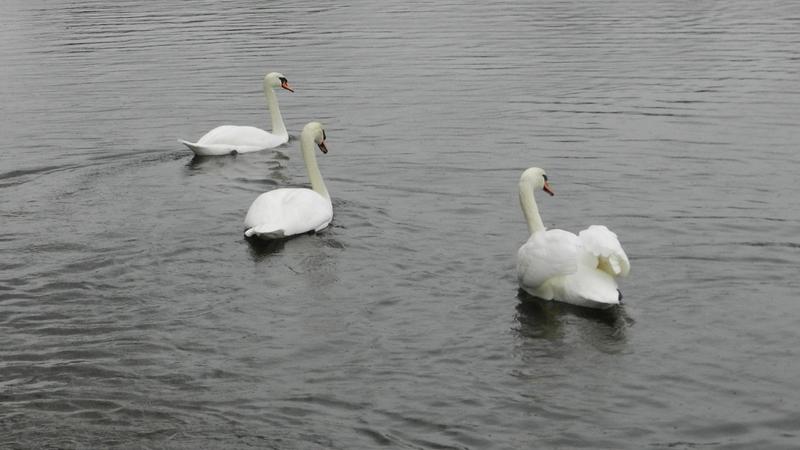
[578,225,630,276]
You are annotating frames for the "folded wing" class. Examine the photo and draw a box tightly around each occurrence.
[517,229,580,288]
[244,188,332,239]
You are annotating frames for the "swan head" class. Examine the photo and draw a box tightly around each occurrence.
[302,122,328,154]
[520,167,555,196]
[264,72,294,92]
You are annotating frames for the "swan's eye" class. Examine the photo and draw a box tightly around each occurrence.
[543,174,548,182]
[279,77,288,84]
[322,130,326,140]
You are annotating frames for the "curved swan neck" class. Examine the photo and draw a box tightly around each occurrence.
[520,179,545,234]
[263,81,287,139]
[301,132,329,201]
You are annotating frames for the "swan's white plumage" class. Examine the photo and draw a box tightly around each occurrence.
[517,229,579,290]
[516,167,630,309]
[180,72,292,156]
[578,225,630,277]
[244,188,332,239]
[180,126,286,155]
[243,122,332,240]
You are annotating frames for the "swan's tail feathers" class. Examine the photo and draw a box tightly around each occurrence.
[179,139,239,156]
[179,139,202,153]
[244,226,286,240]
[579,225,630,277]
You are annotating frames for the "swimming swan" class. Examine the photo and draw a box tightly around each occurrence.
[179,72,294,156]
[243,122,332,240]
[516,167,630,309]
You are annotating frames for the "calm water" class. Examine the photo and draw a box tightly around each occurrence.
[2,0,799,448]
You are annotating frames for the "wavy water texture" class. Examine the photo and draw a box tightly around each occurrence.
[1,0,799,448]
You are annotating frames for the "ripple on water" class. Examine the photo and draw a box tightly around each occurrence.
[1,0,800,448]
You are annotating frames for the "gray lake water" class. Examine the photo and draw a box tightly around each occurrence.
[2,0,799,448]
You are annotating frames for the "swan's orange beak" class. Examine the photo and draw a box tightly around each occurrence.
[543,181,555,196]
[281,80,294,92]
[318,141,328,154]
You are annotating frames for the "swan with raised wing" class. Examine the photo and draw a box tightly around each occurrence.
[516,167,630,309]
[244,122,332,240]
[179,72,294,156]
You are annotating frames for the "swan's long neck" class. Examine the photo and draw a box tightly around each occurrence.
[301,133,329,201]
[264,82,287,139]
[519,179,545,235]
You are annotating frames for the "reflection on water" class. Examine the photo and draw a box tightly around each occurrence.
[514,290,632,353]
[187,151,290,179]
[246,234,289,259]
[186,154,239,176]
[187,153,241,169]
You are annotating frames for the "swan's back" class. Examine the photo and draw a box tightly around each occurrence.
[244,188,332,239]
[517,229,579,290]
[195,125,287,153]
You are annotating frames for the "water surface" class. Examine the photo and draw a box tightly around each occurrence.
[1,0,799,448]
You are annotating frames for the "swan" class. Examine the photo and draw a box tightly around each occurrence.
[243,122,332,240]
[179,72,294,156]
[516,167,630,309]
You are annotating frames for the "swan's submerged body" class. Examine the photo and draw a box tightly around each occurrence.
[516,167,629,309]
[180,72,293,156]
[244,122,332,240]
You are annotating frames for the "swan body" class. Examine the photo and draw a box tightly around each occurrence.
[244,122,332,240]
[516,167,630,309]
[180,72,294,156]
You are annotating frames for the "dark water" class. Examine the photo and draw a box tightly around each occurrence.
[2,0,799,448]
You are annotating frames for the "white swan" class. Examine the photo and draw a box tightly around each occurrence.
[516,167,630,309]
[244,122,332,240]
[179,72,294,156]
